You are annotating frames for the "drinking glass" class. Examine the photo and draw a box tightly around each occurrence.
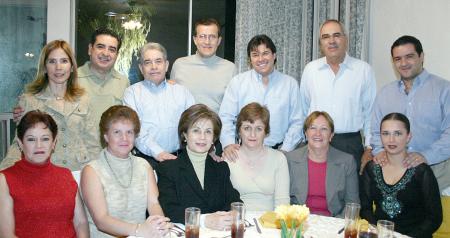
[344,203,361,238]
[185,207,200,238]
[357,223,377,238]
[377,220,394,238]
[231,202,245,238]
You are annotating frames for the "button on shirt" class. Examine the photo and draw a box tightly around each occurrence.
[123,80,195,157]
[219,69,303,152]
[371,69,450,165]
[300,54,376,146]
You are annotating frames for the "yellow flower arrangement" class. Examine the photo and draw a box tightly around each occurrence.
[274,204,309,238]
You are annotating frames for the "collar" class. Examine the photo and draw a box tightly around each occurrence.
[82,61,118,83]
[143,78,167,90]
[252,69,277,83]
[18,154,52,173]
[397,69,429,92]
[193,52,220,65]
[35,86,55,99]
[318,53,353,71]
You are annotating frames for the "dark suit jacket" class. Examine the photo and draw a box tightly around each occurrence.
[157,149,242,223]
[286,146,359,217]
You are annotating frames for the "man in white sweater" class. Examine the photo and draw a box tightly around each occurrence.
[170,18,236,113]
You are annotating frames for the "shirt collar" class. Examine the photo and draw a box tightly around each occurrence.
[143,78,167,90]
[318,53,352,71]
[252,68,277,83]
[397,68,428,91]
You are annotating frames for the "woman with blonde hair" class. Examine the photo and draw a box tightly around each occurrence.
[1,40,100,171]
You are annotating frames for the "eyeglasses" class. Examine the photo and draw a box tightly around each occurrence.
[196,34,218,41]
[320,32,345,41]
[381,131,404,137]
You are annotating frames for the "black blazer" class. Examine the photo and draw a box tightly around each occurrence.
[157,149,242,223]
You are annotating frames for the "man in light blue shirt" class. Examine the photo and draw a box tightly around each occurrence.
[300,19,376,170]
[123,43,195,167]
[369,35,450,194]
[219,34,303,160]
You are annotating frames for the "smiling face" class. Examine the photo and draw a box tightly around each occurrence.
[88,34,119,73]
[380,119,411,156]
[46,48,72,87]
[392,43,424,81]
[249,44,276,77]
[18,122,56,165]
[139,49,169,85]
[319,21,347,63]
[183,118,214,153]
[239,119,266,149]
[104,120,136,158]
[306,115,334,150]
[193,24,221,58]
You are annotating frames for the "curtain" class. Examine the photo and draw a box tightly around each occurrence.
[235,0,370,81]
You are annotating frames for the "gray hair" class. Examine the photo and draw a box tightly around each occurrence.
[319,19,348,37]
[139,42,168,64]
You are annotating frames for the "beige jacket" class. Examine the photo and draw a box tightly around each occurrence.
[78,62,129,127]
[0,87,101,171]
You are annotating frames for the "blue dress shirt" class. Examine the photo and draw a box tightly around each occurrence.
[123,80,195,157]
[371,69,450,165]
[219,69,303,152]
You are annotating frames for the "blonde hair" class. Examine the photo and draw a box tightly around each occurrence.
[26,40,84,101]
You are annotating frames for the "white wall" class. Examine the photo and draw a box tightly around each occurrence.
[47,0,75,46]
[370,0,450,90]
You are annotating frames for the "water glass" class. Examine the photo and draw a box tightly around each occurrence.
[185,207,200,238]
[344,203,361,238]
[377,220,394,238]
[231,202,245,238]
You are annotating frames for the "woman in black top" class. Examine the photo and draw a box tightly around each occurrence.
[360,113,442,237]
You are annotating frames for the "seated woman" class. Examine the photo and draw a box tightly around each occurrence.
[1,40,100,171]
[157,104,242,230]
[0,110,88,237]
[81,105,171,237]
[360,112,442,237]
[286,111,359,217]
[227,102,289,211]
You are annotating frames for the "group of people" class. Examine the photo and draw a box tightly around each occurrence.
[0,17,448,238]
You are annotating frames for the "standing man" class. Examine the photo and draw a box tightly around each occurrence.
[219,34,303,161]
[369,35,450,237]
[170,18,236,113]
[123,43,195,168]
[78,28,130,125]
[13,28,129,125]
[300,19,376,169]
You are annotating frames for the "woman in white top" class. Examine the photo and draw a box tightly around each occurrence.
[227,102,290,211]
[81,105,171,238]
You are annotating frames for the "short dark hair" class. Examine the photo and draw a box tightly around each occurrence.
[303,111,335,135]
[17,110,58,142]
[178,104,222,148]
[90,27,122,51]
[99,105,141,147]
[237,102,270,136]
[247,34,277,64]
[391,35,423,57]
[380,112,411,133]
[194,18,221,36]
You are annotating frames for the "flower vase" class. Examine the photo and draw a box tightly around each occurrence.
[280,219,303,238]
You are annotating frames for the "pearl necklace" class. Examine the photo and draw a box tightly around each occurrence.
[103,151,133,188]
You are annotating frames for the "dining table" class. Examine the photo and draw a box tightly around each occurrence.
[183,211,410,238]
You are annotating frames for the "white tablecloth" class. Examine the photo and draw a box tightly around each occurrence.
[198,211,410,238]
